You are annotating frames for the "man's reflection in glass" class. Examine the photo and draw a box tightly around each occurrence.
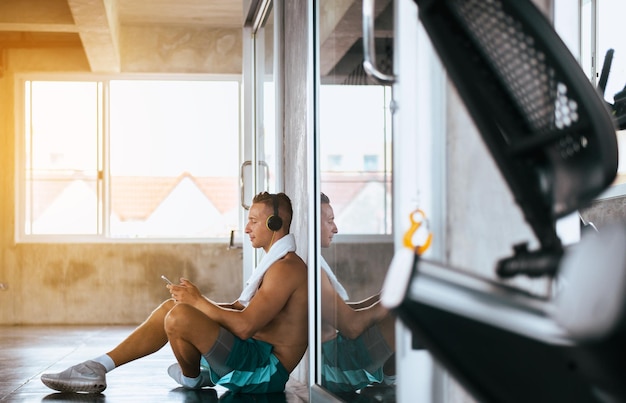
[319,193,396,394]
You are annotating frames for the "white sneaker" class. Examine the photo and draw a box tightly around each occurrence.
[41,360,107,393]
[167,363,214,389]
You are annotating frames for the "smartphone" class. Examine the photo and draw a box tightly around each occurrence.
[160,275,174,285]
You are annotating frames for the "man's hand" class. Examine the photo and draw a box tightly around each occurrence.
[167,278,203,307]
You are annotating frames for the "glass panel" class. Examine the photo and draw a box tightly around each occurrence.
[317,0,396,400]
[109,80,240,238]
[597,0,626,185]
[25,81,99,235]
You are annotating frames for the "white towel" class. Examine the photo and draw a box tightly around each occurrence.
[238,234,296,306]
[320,255,349,301]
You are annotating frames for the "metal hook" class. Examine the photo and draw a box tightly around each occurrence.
[402,209,433,255]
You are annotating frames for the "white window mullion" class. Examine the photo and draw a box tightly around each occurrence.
[100,80,110,238]
[18,80,33,239]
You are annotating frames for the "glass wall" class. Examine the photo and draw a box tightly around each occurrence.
[315,0,396,400]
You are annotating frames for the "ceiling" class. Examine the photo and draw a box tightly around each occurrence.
[0,0,244,72]
[319,0,393,84]
[0,0,391,79]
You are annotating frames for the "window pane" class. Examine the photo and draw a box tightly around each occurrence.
[598,0,626,104]
[109,80,240,238]
[320,85,392,234]
[597,0,626,184]
[25,81,99,235]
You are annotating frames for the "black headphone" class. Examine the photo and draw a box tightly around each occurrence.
[266,194,283,232]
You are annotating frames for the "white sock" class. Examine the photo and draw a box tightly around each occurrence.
[181,373,202,388]
[92,354,116,372]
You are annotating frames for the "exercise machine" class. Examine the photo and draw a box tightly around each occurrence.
[382,1,625,401]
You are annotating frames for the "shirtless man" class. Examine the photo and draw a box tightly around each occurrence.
[41,192,308,394]
[319,192,395,393]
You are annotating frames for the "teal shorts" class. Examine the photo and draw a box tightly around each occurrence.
[321,325,393,393]
[201,328,290,393]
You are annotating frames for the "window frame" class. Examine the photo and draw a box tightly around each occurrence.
[14,73,243,244]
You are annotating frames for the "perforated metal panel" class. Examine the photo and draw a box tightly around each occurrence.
[454,0,585,160]
[457,0,558,132]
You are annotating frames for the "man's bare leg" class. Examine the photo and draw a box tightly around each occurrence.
[162,304,222,389]
[379,314,395,351]
[40,299,177,393]
[107,299,176,366]
[164,303,221,378]
[379,315,396,376]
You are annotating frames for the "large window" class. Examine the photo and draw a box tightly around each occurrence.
[19,78,241,241]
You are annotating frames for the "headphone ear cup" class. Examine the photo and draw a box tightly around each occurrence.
[266,215,283,232]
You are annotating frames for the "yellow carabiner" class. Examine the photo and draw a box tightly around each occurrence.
[402,209,433,255]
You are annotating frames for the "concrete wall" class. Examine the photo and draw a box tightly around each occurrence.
[282,0,311,263]
[581,197,626,230]
[280,0,311,385]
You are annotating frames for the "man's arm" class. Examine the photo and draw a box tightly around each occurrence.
[321,271,388,339]
[347,293,380,309]
[215,301,244,310]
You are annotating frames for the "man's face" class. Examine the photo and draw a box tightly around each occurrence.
[320,203,338,248]
[245,202,274,250]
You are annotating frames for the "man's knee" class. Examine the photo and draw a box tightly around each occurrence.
[164,304,195,335]
[159,299,176,311]
[151,299,176,316]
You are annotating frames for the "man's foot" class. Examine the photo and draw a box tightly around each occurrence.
[41,361,107,393]
[383,374,396,386]
[167,363,214,389]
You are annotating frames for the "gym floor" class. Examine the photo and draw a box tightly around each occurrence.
[0,326,309,402]
[0,326,396,403]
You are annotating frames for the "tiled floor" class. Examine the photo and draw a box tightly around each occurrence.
[0,326,309,403]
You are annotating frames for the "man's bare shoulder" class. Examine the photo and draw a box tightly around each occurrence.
[265,252,307,282]
[272,251,307,272]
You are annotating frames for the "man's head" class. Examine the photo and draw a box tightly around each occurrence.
[246,192,293,251]
[320,193,338,248]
